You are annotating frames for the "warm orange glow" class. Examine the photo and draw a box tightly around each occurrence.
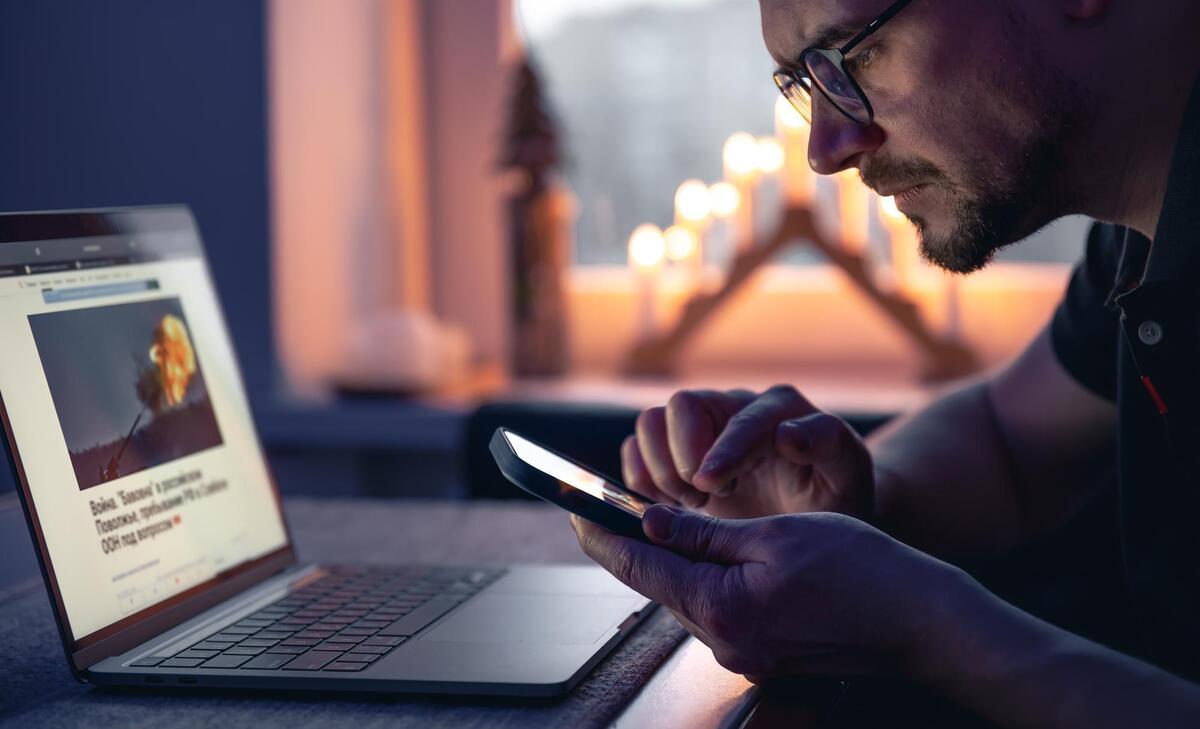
[756,137,785,174]
[628,223,666,270]
[674,179,712,222]
[149,315,197,407]
[709,182,741,217]
[775,95,807,132]
[722,132,760,179]
[880,195,903,220]
[664,225,699,262]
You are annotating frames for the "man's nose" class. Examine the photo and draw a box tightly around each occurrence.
[806,92,885,176]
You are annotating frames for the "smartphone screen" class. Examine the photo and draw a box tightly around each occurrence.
[503,431,653,518]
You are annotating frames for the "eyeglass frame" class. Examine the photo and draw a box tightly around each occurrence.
[773,0,916,126]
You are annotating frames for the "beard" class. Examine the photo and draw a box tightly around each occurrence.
[858,14,1088,275]
[861,134,1061,274]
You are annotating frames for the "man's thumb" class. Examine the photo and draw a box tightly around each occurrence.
[642,505,747,564]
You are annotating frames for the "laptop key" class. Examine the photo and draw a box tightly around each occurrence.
[242,653,293,670]
[225,646,267,656]
[281,637,321,646]
[159,657,205,668]
[266,645,308,654]
[176,649,220,659]
[238,638,279,648]
[378,598,460,637]
[319,642,358,652]
[222,626,259,635]
[324,661,369,672]
[345,652,382,663]
[256,630,293,640]
[201,654,253,669]
[192,640,236,651]
[349,644,391,654]
[361,636,405,647]
[210,632,248,643]
[282,650,343,671]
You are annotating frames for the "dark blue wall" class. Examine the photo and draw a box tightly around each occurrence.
[0,1,275,494]
[0,0,275,394]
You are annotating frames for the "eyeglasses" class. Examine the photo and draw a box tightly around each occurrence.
[773,0,915,126]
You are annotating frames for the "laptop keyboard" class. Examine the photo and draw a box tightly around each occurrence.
[128,565,505,673]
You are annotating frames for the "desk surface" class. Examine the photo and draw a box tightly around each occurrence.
[0,496,762,728]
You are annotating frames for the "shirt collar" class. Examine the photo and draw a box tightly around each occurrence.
[1107,70,1200,308]
[1143,69,1200,286]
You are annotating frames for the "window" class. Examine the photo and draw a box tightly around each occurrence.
[517,0,1088,268]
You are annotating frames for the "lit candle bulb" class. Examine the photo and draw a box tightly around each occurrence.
[722,132,760,252]
[879,195,919,293]
[666,224,700,293]
[673,179,711,271]
[775,96,815,207]
[835,169,872,255]
[665,225,699,264]
[708,182,741,218]
[707,181,741,265]
[756,137,785,176]
[628,223,666,340]
[674,179,712,228]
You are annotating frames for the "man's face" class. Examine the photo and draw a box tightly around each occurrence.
[761,0,1088,273]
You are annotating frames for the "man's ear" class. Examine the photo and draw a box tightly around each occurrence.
[1060,0,1112,23]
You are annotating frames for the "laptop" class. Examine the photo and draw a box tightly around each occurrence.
[0,206,652,696]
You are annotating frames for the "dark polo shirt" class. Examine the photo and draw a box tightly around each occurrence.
[1050,73,1200,679]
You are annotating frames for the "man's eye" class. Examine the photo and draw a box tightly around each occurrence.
[844,45,881,75]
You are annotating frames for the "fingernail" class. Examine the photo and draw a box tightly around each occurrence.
[643,505,679,541]
[714,478,737,497]
[682,492,706,510]
[781,422,809,449]
[695,460,720,479]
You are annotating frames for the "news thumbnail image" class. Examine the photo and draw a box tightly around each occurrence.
[29,298,224,491]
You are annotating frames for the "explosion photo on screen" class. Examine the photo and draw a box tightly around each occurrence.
[29,298,224,491]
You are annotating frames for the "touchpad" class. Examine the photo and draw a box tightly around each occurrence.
[419,593,642,645]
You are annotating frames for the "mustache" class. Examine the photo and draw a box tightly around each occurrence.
[859,155,951,196]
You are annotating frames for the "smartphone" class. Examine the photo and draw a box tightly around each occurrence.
[489,427,655,542]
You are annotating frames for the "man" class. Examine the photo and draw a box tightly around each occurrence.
[571,0,1200,725]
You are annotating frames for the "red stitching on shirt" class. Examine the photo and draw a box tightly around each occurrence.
[1140,376,1168,415]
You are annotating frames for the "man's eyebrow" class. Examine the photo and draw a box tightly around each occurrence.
[781,20,866,69]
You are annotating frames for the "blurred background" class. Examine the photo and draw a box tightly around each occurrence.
[0,0,1090,501]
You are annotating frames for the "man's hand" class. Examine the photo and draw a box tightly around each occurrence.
[571,505,967,680]
[622,385,873,519]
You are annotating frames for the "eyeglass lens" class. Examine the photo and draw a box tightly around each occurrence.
[802,49,871,125]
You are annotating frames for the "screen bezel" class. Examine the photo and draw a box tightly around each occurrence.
[0,206,296,675]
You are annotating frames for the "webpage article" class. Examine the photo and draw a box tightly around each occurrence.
[0,253,288,641]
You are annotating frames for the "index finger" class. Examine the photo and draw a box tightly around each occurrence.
[693,385,818,491]
[570,514,710,614]
[665,389,755,490]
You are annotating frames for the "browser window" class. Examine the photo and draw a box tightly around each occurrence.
[0,215,288,644]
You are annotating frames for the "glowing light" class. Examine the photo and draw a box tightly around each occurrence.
[722,132,760,178]
[756,137,785,174]
[674,179,712,222]
[664,225,699,262]
[628,223,666,269]
[775,96,807,131]
[709,182,741,217]
[880,195,903,220]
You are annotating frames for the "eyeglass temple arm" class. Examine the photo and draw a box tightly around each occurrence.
[839,0,916,55]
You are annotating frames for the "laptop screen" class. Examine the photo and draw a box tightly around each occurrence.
[0,208,290,650]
